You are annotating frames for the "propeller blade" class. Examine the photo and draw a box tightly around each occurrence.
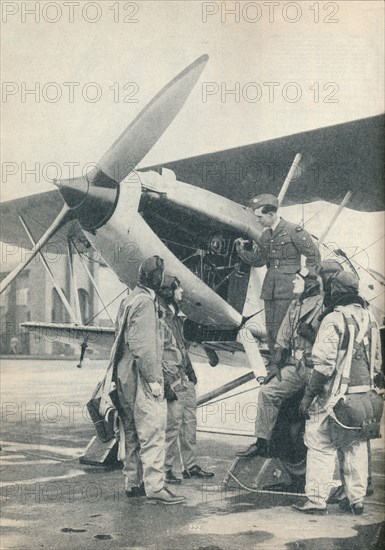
[98,54,209,183]
[0,205,73,295]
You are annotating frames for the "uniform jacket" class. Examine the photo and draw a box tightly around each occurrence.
[237,218,320,300]
[312,303,381,410]
[115,285,163,411]
[275,293,324,367]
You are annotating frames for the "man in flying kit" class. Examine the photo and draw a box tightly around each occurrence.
[293,271,383,515]
[236,267,323,458]
[159,275,214,483]
[114,256,185,505]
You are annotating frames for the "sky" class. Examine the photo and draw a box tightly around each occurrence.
[1,0,384,200]
[1,0,384,304]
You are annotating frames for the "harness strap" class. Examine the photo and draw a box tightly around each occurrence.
[118,419,126,461]
[355,310,370,343]
[337,317,356,396]
[369,318,378,388]
[331,309,375,401]
[347,385,371,394]
[305,304,322,326]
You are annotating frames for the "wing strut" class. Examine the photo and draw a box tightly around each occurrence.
[318,191,352,245]
[18,214,78,324]
[71,240,114,324]
[197,371,257,407]
[67,240,82,323]
[277,153,302,206]
[0,205,72,295]
[237,325,267,378]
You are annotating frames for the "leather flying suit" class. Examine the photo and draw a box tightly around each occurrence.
[161,305,198,472]
[255,293,323,441]
[115,286,166,494]
[304,303,382,507]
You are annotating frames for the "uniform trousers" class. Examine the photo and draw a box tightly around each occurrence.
[118,378,167,494]
[255,364,311,440]
[304,404,368,506]
[164,381,197,471]
[264,298,292,353]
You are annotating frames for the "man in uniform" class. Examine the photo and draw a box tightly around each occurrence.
[236,267,323,458]
[115,256,185,505]
[236,194,320,353]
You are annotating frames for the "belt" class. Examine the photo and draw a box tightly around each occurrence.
[267,259,282,268]
[267,259,299,269]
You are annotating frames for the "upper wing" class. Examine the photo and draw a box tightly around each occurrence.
[0,189,89,251]
[1,115,382,251]
[143,115,384,212]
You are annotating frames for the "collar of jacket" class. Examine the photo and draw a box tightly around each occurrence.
[319,293,367,322]
[272,217,286,236]
[263,218,285,240]
[136,285,156,301]
[167,305,186,322]
[293,294,323,320]
[300,285,321,302]
[269,216,281,233]
[164,303,176,321]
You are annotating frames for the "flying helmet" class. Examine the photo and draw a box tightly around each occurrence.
[139,255,165,291]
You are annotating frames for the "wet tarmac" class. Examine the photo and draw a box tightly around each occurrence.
[1,359,384,549]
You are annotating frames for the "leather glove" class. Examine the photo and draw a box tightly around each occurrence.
[374,371,385,390]
[297,322,316,344]
[164,382,178,402]
[271,347,289,369]
[263,364,282,384]
[299,370,329,419]
[149,382,163,397]
[186,364,198,385]
[299,393,315,419]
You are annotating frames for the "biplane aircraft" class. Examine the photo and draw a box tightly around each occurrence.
[1,55,384,486]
